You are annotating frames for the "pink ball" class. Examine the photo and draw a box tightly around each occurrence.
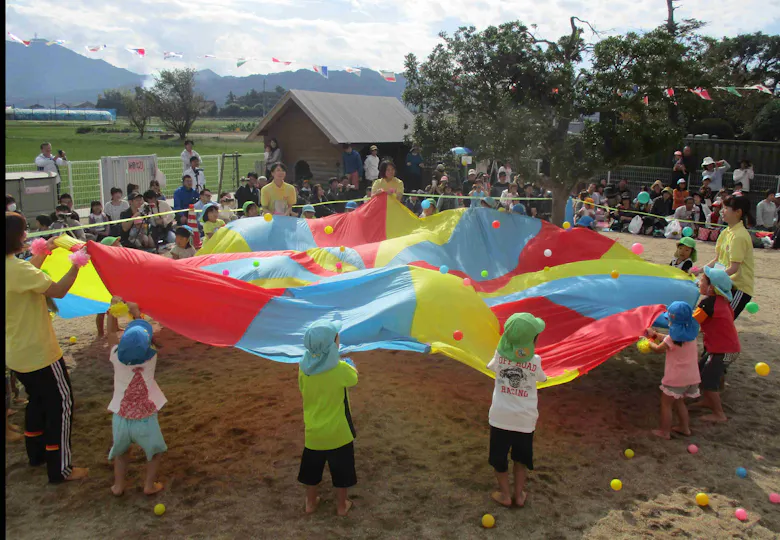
[691,266,701,274]
[222,270,230,276]
[631,243,644,255]
[335,262,343,270]
[770,492,780,504]
[463,278,473,287]
[735,508,747,521]
[453,330,463,341]
[687,444,699,454]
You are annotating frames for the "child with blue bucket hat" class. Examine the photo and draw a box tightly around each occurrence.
[646,301,701,440]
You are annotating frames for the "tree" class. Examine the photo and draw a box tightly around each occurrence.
[751,100,780,141]
[149,68,204,140]
[122,87,153,138]
[403,19,707,224]
[226,91,237,105]
[96,89,127,116]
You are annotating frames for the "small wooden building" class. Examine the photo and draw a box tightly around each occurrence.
[246,90,415,184]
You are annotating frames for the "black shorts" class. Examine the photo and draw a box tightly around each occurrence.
[297,442,357,488]
[730,288,752,320]
[699,352,739,392]
[488,426,534,473]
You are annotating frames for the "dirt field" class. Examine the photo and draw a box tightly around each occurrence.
[5,233,780,539]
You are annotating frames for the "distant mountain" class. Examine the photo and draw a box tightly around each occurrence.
[5,41,406,108]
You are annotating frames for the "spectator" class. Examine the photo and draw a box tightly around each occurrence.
[480,196,499,210]
[692,193,710,226]
[604,182,619,208]
[364,145,380,183]
[149,179,167,201]
[405,191,423,215]
[50,205,86,241]
[261,163,297,216]
[574,190,589,215]
[594,184,606,207]
[326,177,345,213]
[511,203,527,216]
[709,200,724,227]
[436,183,459,212]
[673,196,695,222]
[576,198,596,224]
[433,164,447,184]
[491,169,510,198]
[35,142,67,195]
[181,140,200,172]
[301,204,316,219]
[184,156,206,192]
[345,201,358,213]
[341,144,363,190]
[522,183,539,218]
[469,178,488,204]
[756,190,777,231]
[649,180,664,201]
[34,214,53,239]
[201,204,225,241]
[617,179,632,202]
[341,175,362,202]
[673,179,689,210]
[265,138,283,177]
[461,169,477,208]
[500,183,519,210]
[700,178,713,206]
[217,193,237,223]
[701,157,730,191]
[242,201,260,218]
[405,146,424,190]
[503,160,514,182]
[194,189,212,213]
[6,194,17,212]
[120,192,154,250]
[732,182,744,197]
[610,195,635,232]
[126,184,140,198]
[732,159,753,192]
[87,201,110,242]
[310,184,333,218]
[172,174,200,225]
[371,161,404,202]
[235,172,261,209]
[170,227,196,260]
[143,190,175,245]
[52,193,80,222]
[105,187,130,236]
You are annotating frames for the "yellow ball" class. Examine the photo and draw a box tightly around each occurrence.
[637,339,651,354]
[610,270,620,279]
[543,266,550,272]
[154,503,166,516]
[624,449,635,459]
[263,213,273,222]
[324,225,334,235]
[562,221,571,229]
[695,493,709,507]
[498,207,506,213]
[755,363,770,377]
[481,514,495,528]
[610,479,623,491]
[69,336,77,344]
[339,246,345,252]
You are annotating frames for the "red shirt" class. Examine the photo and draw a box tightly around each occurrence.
[693,295,740,354]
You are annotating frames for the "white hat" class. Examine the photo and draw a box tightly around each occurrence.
[498,166,506,174]
[701,156,715,167]
[468,169,476,176]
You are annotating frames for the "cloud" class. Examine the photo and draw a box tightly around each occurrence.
[5,0,778,76]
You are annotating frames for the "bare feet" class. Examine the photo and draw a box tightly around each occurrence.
[651,429,671,440]
[110,484,124,496]
[6,429,23,442]
[65,467,89,481]
[13,397,28,405]
[305,496,321,514]
[700,413,727,423]
[491,491,512,507]
[671,426,691,436]
[144,482,164,495]
[689,400,710,410]
[337,499,353,517]
[515,491,528,507]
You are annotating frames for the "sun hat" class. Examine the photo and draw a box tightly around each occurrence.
[497,313,545,362]
[302,204,315,214]
[651,180,664,190]
[436,164,445,171]
[584,197,595,204]
[482,196,497,208]
[512,203,526,215]
[468,169,477,176]
[701,156,716,167]
[242,201,258,214]
[345,201,358,210]
[677,237,697,262]
[300,320,343,376]
[116,319,156,366]
[201,202,218,222]
[674,150,683,156]
[576,215,595,228]
[665,301,699,343]
[369,145,378,151]
[100,236,120,246]
[662,187,674,195]
[703,267,733,302]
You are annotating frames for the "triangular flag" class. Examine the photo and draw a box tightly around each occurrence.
[346,67,361,77]
[313,65,328,79]
[642,95,649,105]
[750,84,772,95]
[632,84,639,93]
[46,39,66,46]
[202,54,217,59]
[127,48,146,58]
[237,58,248,68]
[663,88,678,105]
[689,87,712,100]
[164,51,183,60]
[86,44,107,53]
[717,86,742,97]
[7,32,31,47]
[379,70,396,82]
[272,57,293,65]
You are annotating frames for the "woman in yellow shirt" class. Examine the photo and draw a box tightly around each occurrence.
[5,213,89,483]
[370,161,405,202]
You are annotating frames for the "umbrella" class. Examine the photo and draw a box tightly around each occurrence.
[449,147,472,155]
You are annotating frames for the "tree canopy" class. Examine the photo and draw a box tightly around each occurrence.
[148,68,204,140]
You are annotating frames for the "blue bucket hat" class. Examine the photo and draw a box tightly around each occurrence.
[300,320,343,376]
[703,267,733,302]
[201,202,218,222]
[576,215,594,228]
[302,204,316,215]
[481,196,497,208]
[116,319,156,365]
[665,301,699,343]
[345,201,358,210]
[511,203,526,215]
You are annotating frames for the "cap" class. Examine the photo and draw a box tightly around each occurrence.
[703,267,733,301]
[511,203,526,215]
[482,196,497,208]
[665,301,699,343]
[300,320,343,376]
[677,179,687,185]
[496,313,545,362]
[345,201,358,209]
[242,201,258,214]
[674,150,683,156]
[369,145,378,151]
[662,187,674,195]
[100,236,120,246]
[677,237,697,262]
[302,204,316,214]
[116,320,156,366]
[468,169,477,176]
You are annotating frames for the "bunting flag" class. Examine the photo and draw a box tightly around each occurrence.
[346,67,361,76]
[202,54,218,59]
[85,44,107,53]
[642,95,649,105]
[663,88,675,99]
[313,65,329,78]
[272,57,293,65]
[715,86,742,97]
[237,57,248,68]
[689,87,712,100]
[46,39,66,46]
[7,32,31,47]
[750,84,772,95]
[379,70,396,82]
[127,48,146,57]
[163,51,183,60]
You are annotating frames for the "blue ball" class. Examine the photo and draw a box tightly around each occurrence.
[736,467,747,478]
[421,199,431,210]
[439,265,449,274]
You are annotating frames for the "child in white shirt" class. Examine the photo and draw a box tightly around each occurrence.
[170,227,196,260]
[486,313,547,508]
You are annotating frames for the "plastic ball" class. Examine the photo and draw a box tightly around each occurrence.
[439,265,449,274]
[154,503,166,516]
[562,221,571,229]
[68,336,77,344]
[637,339,652,354]
[769,492,780,504]
[631,243,644,255]
[624,449,635,459]
[543,249,552,257]
[610,270,619,279]
[222,270,230,276]
[324,225,334,235]
[745,301,759,314]
[687,444,699,454]
[253,261,260,267]
[335,262,343,271]
[610,479,622,491]
[263,213,273,222]
[498,207,506,213]
[339,246,345,252]
[481,270,488,278]
[453,330,463,341]
[736,467,747,478]
[463,278,472,287]
[637,192,651,205]
[755,363,770,376]
[543,266,550,272]
[481,514,495,528]
[695,492,709,506]
[735,508,747,521]
[682,226,693,237]
[421,199,431,210]
[492,220,500,229]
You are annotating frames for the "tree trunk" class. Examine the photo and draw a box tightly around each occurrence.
[550,183,570,227]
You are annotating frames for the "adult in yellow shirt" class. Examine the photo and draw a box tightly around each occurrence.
[694,196,755,319]
[260,163,297,216]
[370,161,404,202]
[5,213,89,483]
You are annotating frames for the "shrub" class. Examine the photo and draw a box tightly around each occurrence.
[690,118,735,140]
[75,126,93,134]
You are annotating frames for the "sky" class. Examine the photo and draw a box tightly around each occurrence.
[5,0,780,77]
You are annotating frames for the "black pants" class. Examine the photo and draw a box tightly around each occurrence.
[730,288,752,320]
[13,358,74,483]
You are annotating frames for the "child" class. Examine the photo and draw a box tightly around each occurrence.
[88,201,111,241]
[670,237,697,273]
[302,204,316,219]
[106,297,167,496]
[420,199,436,218]
[201,203,225,240]
[691,268,740,422]
[34,214,53,239]
[218,193,238,222]
[242,201,260,218]
[645,302,701,439]
[673,179,689,210]
[297,320,358,516]
[345,201,358,213]
[96,237,122,337]
[170,227,196,260]
[486,313,547,508]
[50,204,87,241]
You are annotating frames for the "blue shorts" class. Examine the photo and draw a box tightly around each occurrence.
[109,413,167,461]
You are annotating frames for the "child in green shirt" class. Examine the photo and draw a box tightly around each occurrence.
[297,320,358,516]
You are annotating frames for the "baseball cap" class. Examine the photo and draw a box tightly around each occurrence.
[345,201,358,210]
[100,236,120,246]
[468,169,476,176]
[665,301,699,343]
[116,319,156,366]
[677,179,687,185]
[300,320,343,376]
[497,313,545,362]
[703,267,733,302]
[302,204,316,214]
[677,237,697,262]
[370,145,378,151]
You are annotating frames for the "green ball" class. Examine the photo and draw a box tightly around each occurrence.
[481,270,488,278]
[682,227,694,237]
[637,192,650,205]
[745,301,759,314]
[253,261,260,267]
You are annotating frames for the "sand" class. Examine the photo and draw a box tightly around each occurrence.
[5,233,780,539]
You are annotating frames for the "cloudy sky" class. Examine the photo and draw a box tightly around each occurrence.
[6,0,780,76]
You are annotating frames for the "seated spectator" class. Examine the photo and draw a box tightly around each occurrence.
[144,190,176,245]
[242,201,260,218]
[341,175,361,202]
[500,183,519,210]
[173,174,200,225]
[345,201,358,213]
[50,204,86,240]
[201,203,225,241]
[194,189,212,212]
[105,187,130,235]
[604,182,620,208]
[673,197,695,227]
[405,191,423,215]
[235,173,261,208]
[610,195,635,232]
[126,184,140,198]
[522,183,540,218]
[294,186,309,215]
[326,177,345,213]
[617,179,632,202]
[699,180,713,206]
[672,179,690,210]
[756,190,777,231]
[218,193,238,222]
[691,192,709,226]
[34,214,53,239]
[301,204,316,219]
[149,179,167,201]
[50,193,80,222]
[511,203,527,215]
[120,192,154,249]
[649,180,664,200]
[87,200,110,242]
[299,177,313,200]
[437,183,459,212]
[709,200,724,226]
[170,227,196,260]
[574,190,589,214]
[310,184,334,218]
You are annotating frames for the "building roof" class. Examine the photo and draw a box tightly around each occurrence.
[249,89,414,144]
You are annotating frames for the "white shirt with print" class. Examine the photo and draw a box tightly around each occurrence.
[108,348,167,419]
[487,352,547,433]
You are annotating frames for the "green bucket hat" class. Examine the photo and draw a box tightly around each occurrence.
[677,237,697,262]
[497,313,546,362]
[242,201,258,215]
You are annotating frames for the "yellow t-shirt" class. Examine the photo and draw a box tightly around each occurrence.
[715,221,754,296]
[371,177,404,201]
[260,182,297,215]
[203,219,225,235]
[5,256,63,373]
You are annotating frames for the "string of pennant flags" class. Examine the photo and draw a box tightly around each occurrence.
[6,32,398,82]
[615,84,776,103]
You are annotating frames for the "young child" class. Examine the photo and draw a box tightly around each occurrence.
[645,302,701,439]
[242,201,260,218]
[34,214,53,239]
[691,268,740,422]
[106,297,167,496]
[170,227,196,260]
[487,313,547,508]
[201,204,225,241]
[301,204,316,219]
[670,237,697,273]
[88,201,110,241]
[297,320,358,516]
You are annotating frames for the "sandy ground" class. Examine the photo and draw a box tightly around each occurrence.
[5,233,780,539]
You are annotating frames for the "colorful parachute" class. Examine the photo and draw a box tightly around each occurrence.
[44,194,698,388]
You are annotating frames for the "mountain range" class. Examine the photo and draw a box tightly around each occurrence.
[5,40,406,108]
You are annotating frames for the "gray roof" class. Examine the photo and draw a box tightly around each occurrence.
[250,89,414,144]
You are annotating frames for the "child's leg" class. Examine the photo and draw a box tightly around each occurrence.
[488,427,513,507]
[513,462,527,506]
[305,486,320,514]
[652,391,676,439]
[672,399,691,435]
[96,313,106,337]
[144,453,164,495]
[298,447,326,514]
[335,488,353,517]
[493,471,513,506]
[111,454,130,496]
[700,391,727,422]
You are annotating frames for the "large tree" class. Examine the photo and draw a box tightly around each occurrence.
[122,87,153,138]
[403,18,707,224]
[149,68,204,140]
